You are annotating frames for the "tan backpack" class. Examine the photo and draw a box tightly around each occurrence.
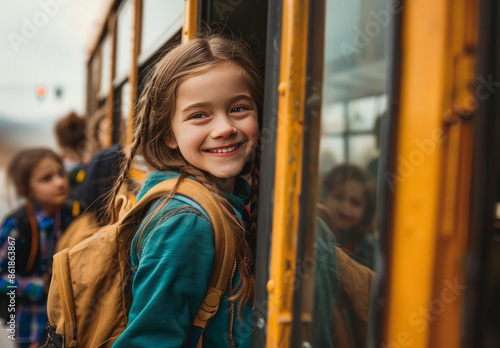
[54,182,134,254]
[42,178,236,348]
[54,213,100,254]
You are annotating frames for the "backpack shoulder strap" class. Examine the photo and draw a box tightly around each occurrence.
[133,178,236,338]
[9,203,38,275]
[172,179,236,337]
[24,202,39,275]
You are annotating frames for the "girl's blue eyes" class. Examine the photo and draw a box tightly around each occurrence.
[191,114,206,119]
[189,106,248,120]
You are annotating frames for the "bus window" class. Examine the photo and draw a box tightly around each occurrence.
[319,137,345,176]
[110,80,130,145]
[136,30,181,99]
[120,80,131,125]
[315,0,390,345]
[99,35,112,99]
[319,0,387,263]
[115,0,133,84]
[140,0,184,63]
[88,54,101,117]
[347,96,386,132]
[200,0,268,69]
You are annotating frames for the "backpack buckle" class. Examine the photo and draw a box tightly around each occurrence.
[39,322,66,348]
[196,287,222,322]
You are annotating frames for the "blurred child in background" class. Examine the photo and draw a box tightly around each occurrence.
[73,109,125,223]
[0,148,77,347]
[54,112,87,196]
[85,109,112,161]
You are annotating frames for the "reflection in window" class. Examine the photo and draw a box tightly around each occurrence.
[348,134,378,168]
[348,95,386,132]
[319,137,345,176]
[115,0,133,82]
[321,102,346,134]
[321,164,377,269]
[320,0,387,261]
[320,97,385,173]
[141,0,183,58]
[313,0,391,346]
[99,36,112,99]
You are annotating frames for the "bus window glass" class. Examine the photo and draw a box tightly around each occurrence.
[348,95,387,132]
[322,102,346,134]
[89,55,100,117]
[120,81,131,123]
[313,0,390,345]
[140,0,183,59]
[99,35,112,99]
[115,0,133,83]
[111,81,130,145]
[347,134,378,167]
[319,137,345,176]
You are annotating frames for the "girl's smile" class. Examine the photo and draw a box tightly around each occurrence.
[204,142,243,154]
[167,64,259,180]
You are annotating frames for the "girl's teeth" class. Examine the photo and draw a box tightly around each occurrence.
[209,145,237,153]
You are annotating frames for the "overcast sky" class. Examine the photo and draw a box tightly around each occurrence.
[0,0,104,124]
[0,0,107,225]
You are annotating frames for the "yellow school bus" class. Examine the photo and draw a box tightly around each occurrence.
[85,0,500,347]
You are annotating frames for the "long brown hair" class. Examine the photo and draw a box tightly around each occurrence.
[108,34,262,310]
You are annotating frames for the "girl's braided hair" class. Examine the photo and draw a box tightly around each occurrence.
[107,34,262,312]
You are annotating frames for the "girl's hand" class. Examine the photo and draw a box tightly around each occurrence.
[29,342,38,348]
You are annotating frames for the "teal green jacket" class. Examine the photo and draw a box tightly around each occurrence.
[312,218,338,348]
[112,172,252,348]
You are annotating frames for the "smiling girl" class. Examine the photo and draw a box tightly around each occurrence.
[322,164,377,270]
[0,148,77,347]
[110,35,262,347]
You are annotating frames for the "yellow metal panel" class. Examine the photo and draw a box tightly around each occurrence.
[386,0,478,347]
[182,0,198,43]
[428,0,478,346]
[384,0,448,346]
[267,0,310,347]
[428,123,473,348]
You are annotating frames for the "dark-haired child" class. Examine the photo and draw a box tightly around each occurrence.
[54,111,87,195]
[0,148,77,347]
